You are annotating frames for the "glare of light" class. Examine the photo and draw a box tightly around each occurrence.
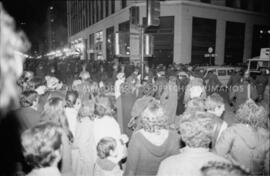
[268,30,270,34]
[260,30,264,34]
[50,6,54,10]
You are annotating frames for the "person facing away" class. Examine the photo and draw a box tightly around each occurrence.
[21,122,63,176]
[214,99,269,175]
[94,137,124,176]
[72,99,96,176]
[124,101,180,176]
[15,90,42,132]
[157,111,230,176]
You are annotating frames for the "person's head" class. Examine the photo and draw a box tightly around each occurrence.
[65,90,79,108]
[0,3,30,115]
[42,97,66,123]
[201,161,251,176]
[179,111,216,148]
[140,101,168,133]
[236,99,268,129]
[185,98,206,113]
[21,122,62,168]
[116,72,125,81]
[95,96,113,117]
[97,137,117,159]
[20,90,39,108]
[205,93,225,117]
[78,100,95,120]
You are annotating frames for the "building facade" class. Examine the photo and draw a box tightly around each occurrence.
[67,0,270,65]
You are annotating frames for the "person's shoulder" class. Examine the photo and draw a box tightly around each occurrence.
[160,153,181,166]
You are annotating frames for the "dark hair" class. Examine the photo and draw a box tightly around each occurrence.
[21,122,62,168]
[20,90,38,107]
[65,90,79,108]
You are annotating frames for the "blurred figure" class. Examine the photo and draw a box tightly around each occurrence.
[0,3,30,115]
[0,3,30,175]
[21,122,62,176]
[215,99,269,175]
[201,161,251,176]
[157,111,230,176]
[125,101,180,176]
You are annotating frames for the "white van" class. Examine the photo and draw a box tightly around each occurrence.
[195,66,241,86]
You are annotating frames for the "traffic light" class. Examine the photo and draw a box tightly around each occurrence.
[147,0,160,27]
[130,6,139,26]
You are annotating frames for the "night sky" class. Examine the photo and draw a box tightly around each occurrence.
[1,0,67,53]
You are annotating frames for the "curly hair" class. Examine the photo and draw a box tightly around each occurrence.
[0,3,30,115]
[179,111,217,148]
[205,93,224,111]
[21,122,62,168]
[236,99,268,129]
[19,90,38,107]
[96,137,117,159]
[140,101,168,133]
[201,161,251,176]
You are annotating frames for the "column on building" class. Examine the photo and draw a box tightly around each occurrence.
[243,23,253,62]
[215,19,226,65]
[174,6,192,64]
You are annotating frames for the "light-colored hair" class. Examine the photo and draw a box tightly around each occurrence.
[201,161,251,176]
[179,111,216,148]
[96,137,117,159]
[21,122,62,168]
[205,93,224,111]
[140,101,168,133]
[0,3,30,115]
[78,99,95,120]
[42,97,69,129]
[236,99,268,129]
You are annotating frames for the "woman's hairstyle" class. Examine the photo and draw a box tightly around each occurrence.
[21,122,62,168]
[0,3,30,115]
[42,97,68,128]
[96,137,117,159]
[78,99,95,120]
[205,93,224,111]
[140,101,168,133]
[19,90,39,107]
[236,99,268,129]
[179,111,216,148]
[201,161,251,176]
[95,96,113,116]
[184,77,206,104]
[65,90,79,108]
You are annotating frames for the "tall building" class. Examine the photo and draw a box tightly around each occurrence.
[67,0,270,65]
[46,1,67,52]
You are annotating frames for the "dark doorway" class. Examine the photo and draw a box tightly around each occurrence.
[224,21,245,64]
[191,17,216,65]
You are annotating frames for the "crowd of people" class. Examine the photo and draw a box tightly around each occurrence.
[0,3,270,176]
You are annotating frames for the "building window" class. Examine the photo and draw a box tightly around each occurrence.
[143,16,174,66]
[100,0,104,20]
[191,17,216,65]
[105,0,109,17]
[96,0,99,22]
[226,0,233,7]
[91,0,95,24]
[121,0,127,9]
[106,26,114,61]
[224,21,245,64]
[89,34,95,60]
[95,31,104,60]
[252,25,270,57]
[111,0,115,14]
[200,0,211,3]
